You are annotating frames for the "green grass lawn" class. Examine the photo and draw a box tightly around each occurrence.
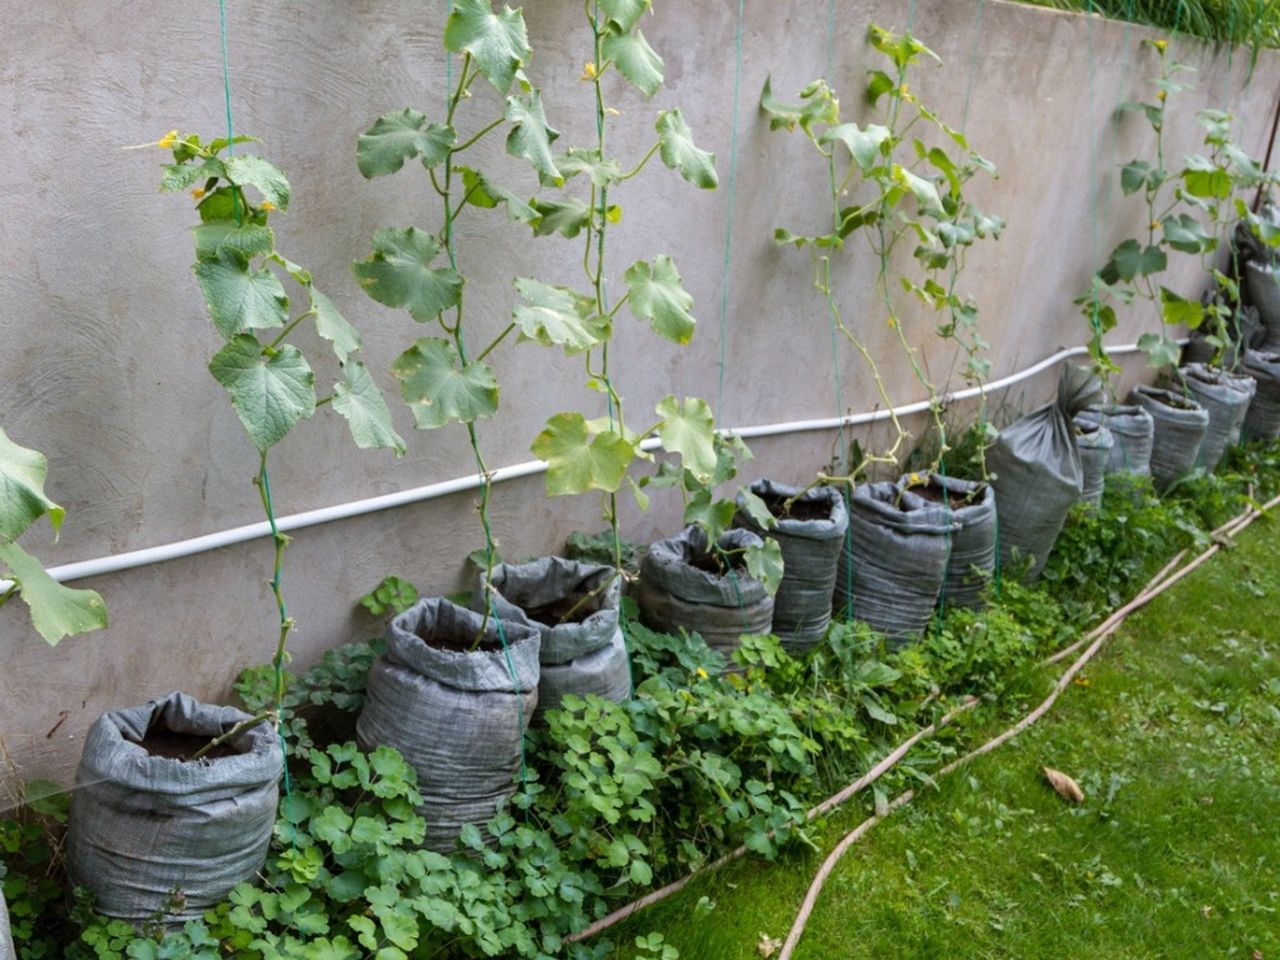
[610,517,1280,959]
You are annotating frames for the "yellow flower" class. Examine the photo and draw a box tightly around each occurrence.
[909,472,923,485]
[899,82,909,97]
[695,667,709,680]
[1154,39,1168,52]
[581,60,598,80]
[261,200,276,211]
[157,130,179,149]
[191,187,206,200]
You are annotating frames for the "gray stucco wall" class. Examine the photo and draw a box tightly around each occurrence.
[1,0,1277,791]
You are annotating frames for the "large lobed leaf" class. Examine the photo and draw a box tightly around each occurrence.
[332,362,406,455]
[655,109,718,189]
[0,542,108,646]
[655,395,716,484]
[444,0,530,94]
[353,228,463,323]
[505,90,563,187]
[512,278,609,352]
[0,427,63,542]
[193,250,289,339]
[224,154,292,211]
[625,255,695,344]
[532,412,635,496]
[208,335,317,451]
[357,109,455,179]
[603,26,663,97]
[391,338,498,429]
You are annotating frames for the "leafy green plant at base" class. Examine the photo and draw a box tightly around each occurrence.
[1015,0,1280,50]
[151,130,403,744]
[0,429,107,646]
[357,575,420,618]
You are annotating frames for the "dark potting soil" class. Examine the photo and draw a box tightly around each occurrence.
[419,623,512,654]
[761,492,831,522]
[139,726,242,762]
[909,479,983,507]
[525,589,605,626]
[1152,392,1199,411]
[686,550,747,578]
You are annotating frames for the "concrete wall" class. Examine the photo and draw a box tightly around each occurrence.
[1,0,1277,792]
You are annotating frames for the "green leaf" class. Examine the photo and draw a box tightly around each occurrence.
[625,255,695,344]
[160,157,226,193]
[353,228,462,323]
[603,26,663,97]
[532,413,635,496]
[512,278,609,352]
[557,148,623,188]
[745,538,785,596]
[600,0,651,31]
[656,396,716,483]
[504,90,562,186]
[197,186,267,225]
[820,123,890,172]
[894,165,943,217]
[391,338,498,429]
[457,166,537,222]
[1161,213,1212,254]
[224,154,291,211]
[311,805,354,854]
[773,226,840,249]
[309,287,362,363]
[655,109,717,189]
[0,428,63,542]
[208,335,317,451]
[1182,160,1232,200]
[357,109,455,178]
[1102,239,1166,283]
[682,490,736,540]
[529,197,591,238]
[192,220,274,261]
[193,250,289,339]
[0,542,107,646]
[443,0,530,93]
[1120,160,1154,196]
[760,75,838,133]
[1159,287,1204,329]
[1137,332,1182,369]
[737,486,775,530]
[333,362,406,456]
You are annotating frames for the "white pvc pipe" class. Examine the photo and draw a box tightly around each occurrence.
[5,340,1158,588]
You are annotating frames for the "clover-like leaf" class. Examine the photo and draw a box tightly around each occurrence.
[512,278,609,352]
[532,413,635,496]
[760,75,838,134]
[600,0,651,31]
[656,396,716,484]
[391,338,498,430]
[208,335,317,451]
[0,428,63,542]
[625,255,695,344]
[194,249,289,339]
[655,109,717,189]
[1120,159,1158,196]
[0,543,107,646]
[357,109,455,178]
[603,26,663,98]
[529,198,592,238]
[745,538,785,596]
[333,362,406,455]
[443,0,530,93]
[309,287,362,364]
[192,220,275,261]
[224,154,291,211]
[820,122,890,172]
[458,166,537,222]
[353,227,462,323]
[505,90,562,186]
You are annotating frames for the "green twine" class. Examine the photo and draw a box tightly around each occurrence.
[715,0,745,420]
[960,0,985,134]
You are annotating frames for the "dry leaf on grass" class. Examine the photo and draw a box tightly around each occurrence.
[758,932,782,957]
[1042,766,1084,804]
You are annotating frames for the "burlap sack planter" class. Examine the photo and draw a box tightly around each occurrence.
[1241,350,1280,441]
[357,598,540,853]
[834,482,958,646]
[65,691,281,922]
[1180,363,1256,470]
[989,366,1099,580]
[734,479,848,653]
[895,473,996,610]
[1073,417,1114,507]
[637,526,774,663]
[1076,403,1155,476]
[474,557,629,722]
[1128,385,1209,490]
[1244,260,1280,349]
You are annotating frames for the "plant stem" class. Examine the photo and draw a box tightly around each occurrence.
[620,141,660,181]
[268,309,315,350]
[191,709,274,762]
[476,322,516,363]
[452,116,504,154]
[256,451,294,716]
[0,583,16,609]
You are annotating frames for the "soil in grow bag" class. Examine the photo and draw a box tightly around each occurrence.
[66,691,282,922]
[1180,363,1256,471]
[1076,403,1155,476]
[475,557,629,723]
[1128,384,1208,490]
[735,479,848,654]
[835,481,958,646]
[637,526,774,666]
[1073,417,1114,508]
[1241,350,1280,442]
[896,473,996,610]
[357,598,540,853]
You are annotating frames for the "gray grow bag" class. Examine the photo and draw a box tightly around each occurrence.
[637,526,774,663]
[1073,417,1114,507]
[475,557,629,721]
[1180,363,1256,470]
[895,473,996,610]
[1241,350,1280,441]
[734,479,848,653]
[1,892,11,960]
[357,598,540,853]
[1128,385,1209,490]
[988,366,1100,580]
[1076,403,1155,476]
[66,691,282,922]
[1244,260,1280,349]
[834,481,959,645]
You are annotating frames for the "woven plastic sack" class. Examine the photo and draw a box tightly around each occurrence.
[734,479,848,653]
[1128,385,1208,490]
[1,892,12,960]
[893,473,995,610]
[1180,364,1256,470]
[834,481,958,645]
[357,598,540,853]
[637,526,774,663]
[1183,305,1263,369]
[1073,418,1114,507]
[988,365,1100,580]
[1234,202,1280,268]
[1245,260,1280,349]
[475,557,629,721]
[65,691,281,921]
[1076,404,1155,476]
[1241,350,1280,441]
